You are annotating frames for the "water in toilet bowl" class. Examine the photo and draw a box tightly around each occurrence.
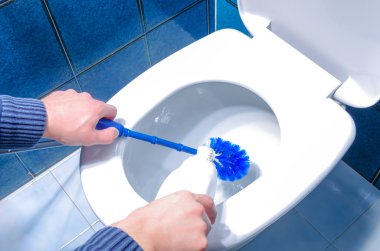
[122,82,281,204]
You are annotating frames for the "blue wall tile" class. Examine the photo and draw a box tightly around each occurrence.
[375,177,380,190]
[0,153,32,199]
[77,38,150,102]
[47,0,143,72]
[343,106,380,182]
[147,1,208,65]
[0,0,73,98]
[17,146,78,176]
[216,0,250,36]
[141,0,197,30]
[208,0,216,32]
[0,0,212,198]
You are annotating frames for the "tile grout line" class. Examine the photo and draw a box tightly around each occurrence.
[137,0,152,67]
[373,104,380,112]
[74,0,204,78]
[61,220,106,250]
[226,0,238,9]
[325,197,380,247]
[370,164,380,185]
[49,170,95,227]
[293,209,332,249]
[90,220,102,231]
[58,225,94,250]
[0,0,14,8]
[2,141,64,154]
[39,0,81,96]
[39,0,208,94]
[14,153,35,178]
[322,243,340,251]
[143,0,205,34]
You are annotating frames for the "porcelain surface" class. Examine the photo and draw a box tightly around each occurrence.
[239,0,380,108]
[81,29,355,250]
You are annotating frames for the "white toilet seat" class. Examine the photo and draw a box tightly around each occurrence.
[81,29,355,250]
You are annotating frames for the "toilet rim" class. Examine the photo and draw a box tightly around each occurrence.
[81,79,353,228]
[81,29,355,248]
[81,78,353,246]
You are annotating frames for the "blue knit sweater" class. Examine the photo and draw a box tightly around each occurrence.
[0,95,46,149]
[0,95,142,250]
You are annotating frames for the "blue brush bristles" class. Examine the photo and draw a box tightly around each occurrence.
[209,137,250,181]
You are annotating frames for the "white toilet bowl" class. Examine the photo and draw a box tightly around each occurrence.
[81,0,380,250]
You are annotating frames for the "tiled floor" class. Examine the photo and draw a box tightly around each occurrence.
[0,150,379,251]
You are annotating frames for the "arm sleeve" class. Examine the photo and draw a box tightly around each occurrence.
[75,226,143,251]
[0,95,46,149]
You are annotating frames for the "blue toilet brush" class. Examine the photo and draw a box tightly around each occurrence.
[96,118,250,181]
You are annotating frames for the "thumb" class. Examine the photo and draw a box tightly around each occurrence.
[90,127,119,145]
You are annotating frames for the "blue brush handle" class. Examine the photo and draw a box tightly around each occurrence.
[96,118,197,155]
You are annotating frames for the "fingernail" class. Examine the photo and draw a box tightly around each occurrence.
[113,128,119,139]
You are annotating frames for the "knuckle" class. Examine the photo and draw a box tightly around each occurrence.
[203,195,214,207]
[191,203,205,216]
[176,190,193,198]
[80,91,93,99]
[65,88,77,94]
[198,237,208,250]
[89,99,105,114]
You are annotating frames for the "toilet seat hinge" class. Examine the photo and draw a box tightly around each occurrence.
[332,76,380,108]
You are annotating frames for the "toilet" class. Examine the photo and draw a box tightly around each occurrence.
[80,0,380,250]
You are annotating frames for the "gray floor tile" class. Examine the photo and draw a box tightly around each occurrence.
[51,150,99,225]
[239,210,329,251]
[0,172,90,251]
[92,220,106,232]
[296,161,380,242]
[334,198,380,251]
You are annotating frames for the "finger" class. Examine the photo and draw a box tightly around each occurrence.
[88,127,119,145]
[201,211,212,234]
[194,194,217,224]
[99,103,117,120]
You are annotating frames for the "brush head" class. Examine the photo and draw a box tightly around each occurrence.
[209,137,250,181]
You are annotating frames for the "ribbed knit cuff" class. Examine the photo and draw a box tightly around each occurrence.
[75,226,143,251]
[0,95,46,149]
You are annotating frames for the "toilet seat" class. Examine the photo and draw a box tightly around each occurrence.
[81,28,355,250]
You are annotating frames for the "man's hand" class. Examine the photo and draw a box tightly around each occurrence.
[112,191,217,251]
[42,89,118,146]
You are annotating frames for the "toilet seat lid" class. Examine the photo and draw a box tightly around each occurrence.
[238,0,380,108]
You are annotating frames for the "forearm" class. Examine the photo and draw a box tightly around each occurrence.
[75,226,143,251]
[0,95,46,149]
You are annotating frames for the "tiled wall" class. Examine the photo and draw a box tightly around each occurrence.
[0,0,214,199]
[216,0,380,189]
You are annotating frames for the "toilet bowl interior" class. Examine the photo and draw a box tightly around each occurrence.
[123,81,281,204]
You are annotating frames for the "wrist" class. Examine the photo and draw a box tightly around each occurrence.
[112,211,154,251]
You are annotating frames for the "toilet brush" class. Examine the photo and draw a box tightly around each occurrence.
[96,118,250,181]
